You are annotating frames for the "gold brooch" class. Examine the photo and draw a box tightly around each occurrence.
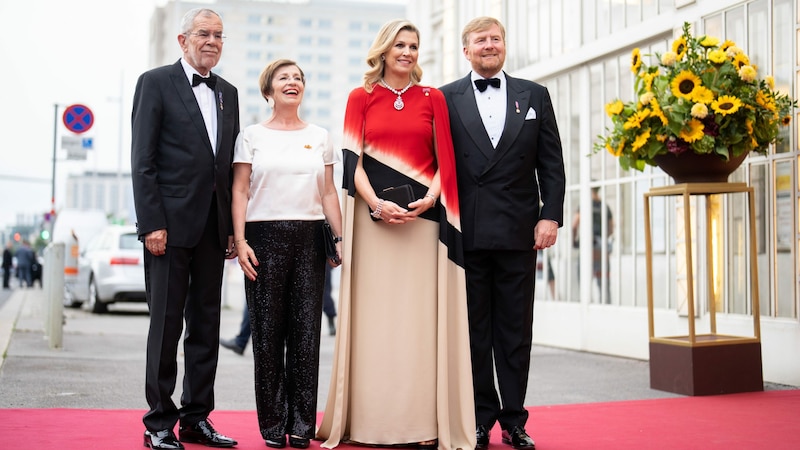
[304,144,312,149]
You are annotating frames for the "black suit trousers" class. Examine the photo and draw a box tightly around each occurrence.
[464,249,536,429]
[143,199,225,431]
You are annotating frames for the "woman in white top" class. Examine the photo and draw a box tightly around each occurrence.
[232,59,343,450]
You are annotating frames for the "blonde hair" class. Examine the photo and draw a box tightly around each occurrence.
[363,19,423,93]
[461,16,506,47]
[258,59,305,101]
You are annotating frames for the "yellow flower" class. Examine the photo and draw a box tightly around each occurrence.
[650,99,669,126]
[756,91,776,111]
[639,92,654,105]
[690,87,714,104]
[700,36,719,47]
[782,115,792,126]
[707,50,727,64]
[605,100,624,117]
[766,76,775,90]
[606,139,625,156]
[623,109,649,130]
[631,48,642,74]
[745,119,753,134]
[732,53,750,69]
[738,65,757,82]
[711,95,742,115]
[672,36,687,60]
[679,119,705,142]
[631,129,651,152]
[661,51,677,66]
[642,70,659,91]
[720,40,736,52]
[691,103,709,119]
[726,45,744,57]
[671,70,701,99]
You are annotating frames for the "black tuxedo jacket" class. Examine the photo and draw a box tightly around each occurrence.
[440,73,566,251]
[131,60,240,249]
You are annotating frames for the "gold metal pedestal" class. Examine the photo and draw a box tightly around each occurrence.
[644,183,763,396]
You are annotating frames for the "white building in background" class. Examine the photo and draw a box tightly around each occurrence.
[149,0,406,145]
[409,0,800,387]
[64,171,134,224]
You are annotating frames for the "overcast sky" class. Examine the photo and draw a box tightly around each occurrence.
[0,0,164,231]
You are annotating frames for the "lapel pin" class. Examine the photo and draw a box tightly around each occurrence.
[304,144,312,149]
[515,101,520,114]
[219,92,224,111]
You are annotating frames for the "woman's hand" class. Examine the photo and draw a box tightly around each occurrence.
[328,241,343,268]
[376,200,417,224]
[405,194,437,217]
[236,241,259,281]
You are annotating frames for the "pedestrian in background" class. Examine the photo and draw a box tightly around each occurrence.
[232,58,342,449]
[2,241,13,289]
[440,16,566,450]
[14,240,35,288]
[131,7,239,450]
[316,19,474,450]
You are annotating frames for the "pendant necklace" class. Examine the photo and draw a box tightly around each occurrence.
[380,79,413,111]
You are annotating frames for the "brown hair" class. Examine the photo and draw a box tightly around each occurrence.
[461,16,506,47]
[258,59,305,101]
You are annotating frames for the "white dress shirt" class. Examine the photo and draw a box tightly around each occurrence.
[181,58,218,155]
[471,71,507,149]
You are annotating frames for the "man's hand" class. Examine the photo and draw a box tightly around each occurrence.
[533,220,558,250]
[144,229,168,256]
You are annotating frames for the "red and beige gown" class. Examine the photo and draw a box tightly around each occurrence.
[316,84,475,450]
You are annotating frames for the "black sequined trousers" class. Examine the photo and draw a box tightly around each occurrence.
[244,220,326,441]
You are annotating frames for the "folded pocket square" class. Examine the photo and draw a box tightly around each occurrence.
[525,107,537,120]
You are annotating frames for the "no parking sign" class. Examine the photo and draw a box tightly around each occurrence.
[62,104,94,134]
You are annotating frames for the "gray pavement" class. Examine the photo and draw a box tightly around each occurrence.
[16,242,796,409]
[0,279,700,412]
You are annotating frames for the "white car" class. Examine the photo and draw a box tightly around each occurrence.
[69,225,146,313]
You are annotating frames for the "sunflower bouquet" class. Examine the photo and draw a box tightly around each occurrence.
[595,22,795,172]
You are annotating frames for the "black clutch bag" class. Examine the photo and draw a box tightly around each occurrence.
[322,222,341,264]
[378,184,415,209]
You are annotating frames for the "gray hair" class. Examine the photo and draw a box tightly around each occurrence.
[180,8,221,34]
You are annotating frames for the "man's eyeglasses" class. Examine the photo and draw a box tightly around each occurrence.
[186,31,226,42]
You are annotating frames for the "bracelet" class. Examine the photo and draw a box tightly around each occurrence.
[425,193,437,205]
[235,239,247,244]
[371,199,385,218]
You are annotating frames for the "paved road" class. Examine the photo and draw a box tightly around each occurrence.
[0,279,694,411]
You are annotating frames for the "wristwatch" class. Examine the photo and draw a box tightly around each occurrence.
[333,236,343,243]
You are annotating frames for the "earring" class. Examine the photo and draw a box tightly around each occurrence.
[381,55,385,61]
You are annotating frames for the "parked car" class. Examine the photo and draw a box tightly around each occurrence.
[68,225,145,313]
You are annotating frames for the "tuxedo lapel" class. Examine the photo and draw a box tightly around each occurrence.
[214,83,224,159]
[452,76,495,161]
[492,76,530,158]
[169,62,215,156]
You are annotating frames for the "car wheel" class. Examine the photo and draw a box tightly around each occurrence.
[88,277,108,314]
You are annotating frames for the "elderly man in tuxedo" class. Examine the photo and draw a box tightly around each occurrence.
[440,16,566,450]
[131,7,239,450]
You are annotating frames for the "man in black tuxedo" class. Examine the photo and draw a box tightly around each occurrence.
[440,16,566,450]
[131,7,239,450]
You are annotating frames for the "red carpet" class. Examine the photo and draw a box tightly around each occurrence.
[2,390,798,449]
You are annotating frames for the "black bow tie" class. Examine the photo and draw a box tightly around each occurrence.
[474,77,501,92]
[192,73,217,89]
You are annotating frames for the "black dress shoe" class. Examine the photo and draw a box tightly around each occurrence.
[179,419,237,448]
[220,338,245,355]
[265,435,287,448]
[501,426,535,450]
[476,425,490,449]
[144,429,185,450]
[288,435,310,448]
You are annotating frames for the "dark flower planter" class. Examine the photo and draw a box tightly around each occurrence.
[653,151,749,183]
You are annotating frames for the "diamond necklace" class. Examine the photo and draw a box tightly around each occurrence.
[380,79,413,111]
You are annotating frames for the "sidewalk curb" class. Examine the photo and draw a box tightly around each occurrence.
[0,290,26,363]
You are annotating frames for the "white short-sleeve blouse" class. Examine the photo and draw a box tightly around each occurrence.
[234,123,338,222]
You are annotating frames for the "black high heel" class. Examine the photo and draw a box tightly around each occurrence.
[265,435,286,448]
[289,435,310,449]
